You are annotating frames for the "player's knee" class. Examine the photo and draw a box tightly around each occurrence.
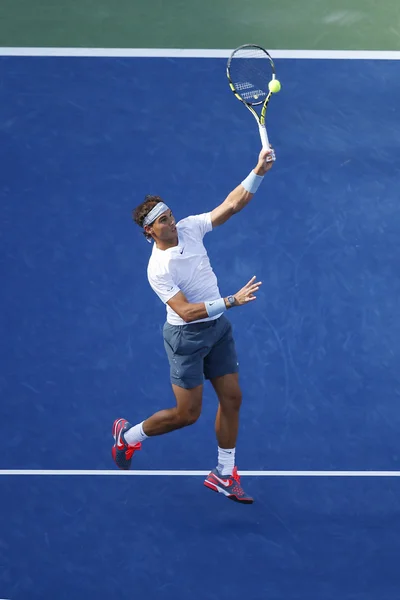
[185,412,200,426]
[222,390,242,412]
[177,405,201,427]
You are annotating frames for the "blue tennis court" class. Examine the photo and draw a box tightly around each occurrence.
[1,54,400,599]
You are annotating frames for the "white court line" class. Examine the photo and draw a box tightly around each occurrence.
[1,470,400,477]
[0,48,400,60]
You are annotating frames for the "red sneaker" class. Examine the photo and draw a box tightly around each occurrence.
[112,418,141,470]
[204,466,254,504]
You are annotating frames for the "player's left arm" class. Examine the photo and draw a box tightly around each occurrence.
[211,147,274,228]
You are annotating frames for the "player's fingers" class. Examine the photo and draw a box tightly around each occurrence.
[244,276,258,288]
[263,147,275,161]
[261,147,273,156]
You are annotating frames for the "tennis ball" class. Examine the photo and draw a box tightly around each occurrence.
[268,79,281,93]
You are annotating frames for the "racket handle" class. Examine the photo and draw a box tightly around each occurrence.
[258,124,276,162]
[258,124,270,148]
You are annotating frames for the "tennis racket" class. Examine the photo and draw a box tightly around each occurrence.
[227,44,278,162]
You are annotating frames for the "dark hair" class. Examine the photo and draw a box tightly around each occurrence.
[132,195,163,241]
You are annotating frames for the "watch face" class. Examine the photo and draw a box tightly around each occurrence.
[228,295,235,306]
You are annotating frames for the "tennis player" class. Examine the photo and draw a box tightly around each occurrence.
[112,147,274,503]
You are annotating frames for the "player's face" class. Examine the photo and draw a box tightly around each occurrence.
[150,209,177,241]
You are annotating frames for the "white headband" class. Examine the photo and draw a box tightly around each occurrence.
[143,202,170,227]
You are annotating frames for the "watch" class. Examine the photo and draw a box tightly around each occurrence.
[226,295,236,308]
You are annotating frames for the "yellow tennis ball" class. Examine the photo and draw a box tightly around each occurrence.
[268,79,281,93]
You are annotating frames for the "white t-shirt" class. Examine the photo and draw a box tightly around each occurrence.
[147,212,222,325]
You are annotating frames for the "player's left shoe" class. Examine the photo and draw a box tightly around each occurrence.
[204,466,254,504]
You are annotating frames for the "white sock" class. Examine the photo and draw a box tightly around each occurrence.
[124,422,148,446]
[217,447,236,476]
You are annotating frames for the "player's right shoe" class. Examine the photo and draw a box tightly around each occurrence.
[204,466,254,504]
[112,418,141,470]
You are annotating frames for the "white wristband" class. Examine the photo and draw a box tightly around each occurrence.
[205,298,226,317]
[241,170,264,194]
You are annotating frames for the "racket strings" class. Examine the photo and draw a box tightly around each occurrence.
[229,48,271,103]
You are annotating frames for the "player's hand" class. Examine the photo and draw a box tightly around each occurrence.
[232,276,262,306]
[254,147,275,175]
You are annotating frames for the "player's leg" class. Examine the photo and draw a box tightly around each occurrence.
[212,372,242,462]
[203,316,253,503]
[129,383,203,437]
[112,384,203,470]
[112,320,207,470]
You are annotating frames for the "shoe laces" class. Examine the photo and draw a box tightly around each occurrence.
[232,466,240,483]
[126,443,141,459]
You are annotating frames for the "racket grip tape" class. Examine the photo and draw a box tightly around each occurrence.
[258,124,276,162]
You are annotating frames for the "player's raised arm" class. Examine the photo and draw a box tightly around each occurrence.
[210,147,274,228]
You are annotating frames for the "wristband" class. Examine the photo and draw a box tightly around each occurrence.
[241,170,264,194]
[205,298,226,317]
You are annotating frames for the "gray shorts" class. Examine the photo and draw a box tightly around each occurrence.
[162,314,239,389]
